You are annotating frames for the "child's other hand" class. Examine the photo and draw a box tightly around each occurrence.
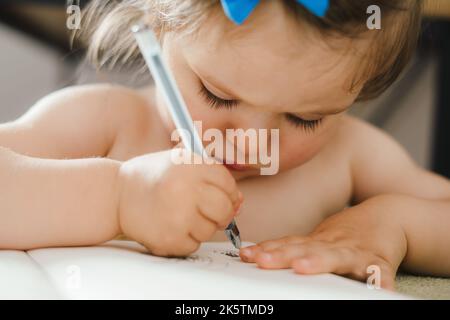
[239,198,407,290]
[117,149,243,257]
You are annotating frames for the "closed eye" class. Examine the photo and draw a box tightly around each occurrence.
[285,114,323,132]
[199,82,238,110]
[199,81,322,132]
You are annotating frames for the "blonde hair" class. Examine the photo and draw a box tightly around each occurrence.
[77,0,422,101]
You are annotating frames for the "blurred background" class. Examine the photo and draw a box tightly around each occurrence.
[0,0,449,177]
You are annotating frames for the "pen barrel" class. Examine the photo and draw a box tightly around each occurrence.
[133,27,205,156]
[132,25,240,248]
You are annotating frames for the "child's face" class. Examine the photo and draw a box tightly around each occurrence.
[157,2,366,180]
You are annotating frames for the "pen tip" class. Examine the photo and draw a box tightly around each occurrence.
[225,220,241,249]
[232,236,242,249]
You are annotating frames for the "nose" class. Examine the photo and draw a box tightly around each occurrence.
[216,110,277,163]
[228,109,275,131]
[221,106,277,131]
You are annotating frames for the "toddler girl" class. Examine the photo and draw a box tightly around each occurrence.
[0,0,448,290]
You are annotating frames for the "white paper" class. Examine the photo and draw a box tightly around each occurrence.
[0,250,60,299]
[20,240,408,299]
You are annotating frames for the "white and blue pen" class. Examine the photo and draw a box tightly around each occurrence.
[132,24,241,249]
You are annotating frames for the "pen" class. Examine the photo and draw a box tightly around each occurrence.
[132,24,241,249]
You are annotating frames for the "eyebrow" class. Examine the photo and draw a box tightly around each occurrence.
[196,70,349,116]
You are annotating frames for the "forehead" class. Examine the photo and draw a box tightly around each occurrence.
[176,1,365,112]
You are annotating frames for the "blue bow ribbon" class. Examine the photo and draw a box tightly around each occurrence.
[221,0,329,25]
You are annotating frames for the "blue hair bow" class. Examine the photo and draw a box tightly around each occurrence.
[221,0,329,25]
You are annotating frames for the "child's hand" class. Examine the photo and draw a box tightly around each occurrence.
[117,149,243,257]
[239,199,408,290]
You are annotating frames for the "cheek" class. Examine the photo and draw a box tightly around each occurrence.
[278,125,336,170]
[185,95,215,125]
[155,80,216,133]
[162,40,217,129]
[181,84,235,136]
[170,75,219,129]
[279,138,322,169]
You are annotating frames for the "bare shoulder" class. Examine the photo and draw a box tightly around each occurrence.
[337,115,450,202]
[54,83,155,141]
[72,83,153,131]
[9,83,154,159]
[20,83,151,127]
[71,83,159,156]
[336,115,410,157]
[22,83,141,114]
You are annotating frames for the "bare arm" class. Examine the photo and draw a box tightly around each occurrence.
[348,117,450,276]
[0,84,141,249]
[349,117,450,203]
[359,194,450,276]
[0,146,121,249]
[241,117,450,287]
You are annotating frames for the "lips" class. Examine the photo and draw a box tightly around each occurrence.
[215,158,258,171]
[223,163,253,171]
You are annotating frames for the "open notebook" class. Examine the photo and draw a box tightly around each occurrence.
[0,240,409,299]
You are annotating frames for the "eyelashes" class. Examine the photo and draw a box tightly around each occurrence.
[199,83,238,110]
[284,114,323,133]
[199,82,323,132]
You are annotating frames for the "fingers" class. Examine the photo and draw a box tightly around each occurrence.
[258,235,309,251]
[255,244,314,269]
[240,237,397,290]
[197,183,237,229]
[291,247,396,290]
[172,150,242,209]
[150,234,200,257]
[189,212,218,242]
[240,236,308,263]
[200,164,242,208]
[292,247,357,275]
[176,234,201,256]
[240,245,263,263]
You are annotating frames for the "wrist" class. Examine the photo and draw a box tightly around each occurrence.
[364,194,450,275]
[357,194,409,263]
